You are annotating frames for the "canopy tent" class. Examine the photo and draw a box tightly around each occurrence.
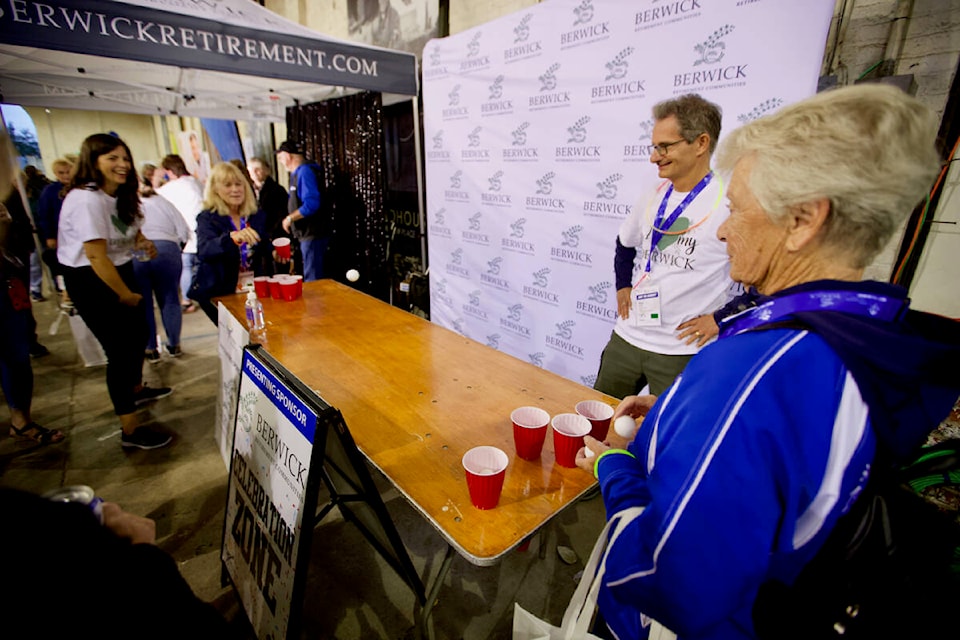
[0,0,419,120]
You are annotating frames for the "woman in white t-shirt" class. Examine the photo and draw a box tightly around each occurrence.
[57,134,172,450]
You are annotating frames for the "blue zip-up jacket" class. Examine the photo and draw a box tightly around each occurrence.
[595,280,960,640]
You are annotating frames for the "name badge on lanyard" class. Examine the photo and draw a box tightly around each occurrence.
[631,173,713,327]
[632,285,662,327]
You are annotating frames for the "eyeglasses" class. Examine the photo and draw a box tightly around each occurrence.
[648,139,687,156]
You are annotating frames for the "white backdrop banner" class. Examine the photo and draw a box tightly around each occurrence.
[422,0,834,387]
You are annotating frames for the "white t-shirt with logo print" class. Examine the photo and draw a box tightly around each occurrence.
[57,187,142,268]
[614,176,734,356]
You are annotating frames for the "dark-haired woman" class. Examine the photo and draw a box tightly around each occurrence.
[57,134,172,450]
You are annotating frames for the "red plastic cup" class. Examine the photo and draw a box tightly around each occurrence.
[268,276,283,300]
[272,237,291,260]
[551,414,591,468]
[462,446,508,510]
[253,276,270,298]
[511,406,550,460]
[278,277,298,301]
[289,274,303,299]
[575,400,614,440]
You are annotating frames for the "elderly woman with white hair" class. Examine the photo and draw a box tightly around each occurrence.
[576,84,960,640]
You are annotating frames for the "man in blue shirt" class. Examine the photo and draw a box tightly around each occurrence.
[277,141,331,281]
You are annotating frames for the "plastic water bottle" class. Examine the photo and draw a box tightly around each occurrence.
[244,289,265,332]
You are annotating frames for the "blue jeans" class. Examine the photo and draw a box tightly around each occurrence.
[300,236,329,282]
[134,241,183,350]
[29,251,43,295]
[180,252,197,302]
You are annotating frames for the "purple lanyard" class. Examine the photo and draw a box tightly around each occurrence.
[644,171,713,275]
[231,217,249,270]
[719,290,907,338]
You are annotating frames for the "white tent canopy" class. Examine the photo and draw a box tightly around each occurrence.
[0,0,419,121]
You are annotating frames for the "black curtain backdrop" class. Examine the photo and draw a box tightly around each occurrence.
[286,92,388,301]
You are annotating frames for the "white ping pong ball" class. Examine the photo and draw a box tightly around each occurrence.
[614,415,638,439]
[584,447,596,459]
[346,269,360,282]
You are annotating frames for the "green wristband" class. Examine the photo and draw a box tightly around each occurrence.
[593,448,635,478]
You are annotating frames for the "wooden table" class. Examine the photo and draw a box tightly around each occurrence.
[219,280,622,631]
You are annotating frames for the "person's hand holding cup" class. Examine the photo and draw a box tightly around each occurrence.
[272,238,291,263]
[575,400,614,440]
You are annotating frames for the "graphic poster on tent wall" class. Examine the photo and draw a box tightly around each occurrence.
[222,349,319,640]
[422,0,834,387]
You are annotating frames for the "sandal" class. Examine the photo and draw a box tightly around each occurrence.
[10,422,65,445]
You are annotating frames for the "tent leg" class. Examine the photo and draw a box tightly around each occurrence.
[411,96,428,275]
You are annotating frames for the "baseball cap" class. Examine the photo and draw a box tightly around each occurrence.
[276,140,304,155]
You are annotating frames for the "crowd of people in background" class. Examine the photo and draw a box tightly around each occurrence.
[1,130,327,451]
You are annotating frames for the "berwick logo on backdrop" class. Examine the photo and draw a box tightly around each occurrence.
[427,130,450,162]
[442,84,468,120]
[502,218,536,255]
[500,303,532,339]
[545,320,585,359]
[0,0,419,95]
[583,173,632,219]
[481,257,511,292]
[523,268,560,307]
[462,127,491,162]
[624,119,654,162]
[529,352,545,368]
[530,63,571,111]
[463,290,489,322]
[505,14,542,63]
[485,333,501,349]
[482,75,514,117]
[556,115,601,162]
[445,248,470,279]
[551,225,593,268]
[560,0,610,50]
[674,25,748,93]
[462,212,490,245]
[431,208,452,238]
[576,281,618,321]
[482,171,512,207]
[425,44,448,78]
[738,97,783,123]
[635,0,703,32]
[525,171,566,213]
[460,31,490,73]
[433,278,454,309]
[444,171,469,202]
[504,122,539,162]
[450,318,468,338]
[590,47,645,104]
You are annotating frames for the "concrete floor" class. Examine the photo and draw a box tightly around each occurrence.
[0,291,608,640]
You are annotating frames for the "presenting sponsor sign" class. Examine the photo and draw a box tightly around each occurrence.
[222,348,320,640]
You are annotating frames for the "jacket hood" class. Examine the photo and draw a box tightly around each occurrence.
[723,280,960,462]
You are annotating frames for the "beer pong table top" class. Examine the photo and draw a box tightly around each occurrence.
[218,279,621,567]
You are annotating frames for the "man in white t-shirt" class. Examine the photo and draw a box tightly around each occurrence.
[594,94,734,398]
[157,154,203,313]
